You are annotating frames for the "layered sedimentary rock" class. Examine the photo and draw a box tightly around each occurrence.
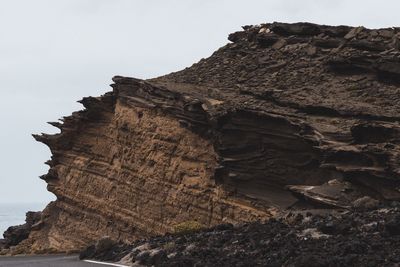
[10,22,400,253]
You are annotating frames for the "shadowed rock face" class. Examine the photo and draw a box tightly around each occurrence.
[8,22,400,253]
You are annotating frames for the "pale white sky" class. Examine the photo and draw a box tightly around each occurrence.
[0,0,399,204]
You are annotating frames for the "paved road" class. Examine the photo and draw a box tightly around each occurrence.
[0,255,111,267]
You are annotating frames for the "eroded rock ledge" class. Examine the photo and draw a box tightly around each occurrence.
[0,211,41,253]
[7,22,400,254]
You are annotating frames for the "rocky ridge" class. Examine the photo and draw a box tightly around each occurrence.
[3,22,400,255]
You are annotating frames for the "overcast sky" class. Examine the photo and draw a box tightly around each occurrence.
[0,0,399,204]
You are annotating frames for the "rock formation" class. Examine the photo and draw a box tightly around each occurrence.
[0,211,41,253]
[6,22,400,254]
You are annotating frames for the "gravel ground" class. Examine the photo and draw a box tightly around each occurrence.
[81,206,400,267]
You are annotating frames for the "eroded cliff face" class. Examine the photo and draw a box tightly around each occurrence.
[18,79,274,254]
[8,22,400,253]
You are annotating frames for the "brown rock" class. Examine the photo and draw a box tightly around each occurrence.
[344,26,364,40]
[272,39,287,49]
[379,29,394,38]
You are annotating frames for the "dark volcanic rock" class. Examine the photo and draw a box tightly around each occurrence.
[85,208,400,266]
[156,21,400,208]
[79,237,132,262]
[0,239,6,250]
[385,214,400,235]
[2,211,41,248]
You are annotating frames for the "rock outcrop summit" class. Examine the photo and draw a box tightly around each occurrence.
[3,22,400,254]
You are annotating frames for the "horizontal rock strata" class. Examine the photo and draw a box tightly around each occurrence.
[8,22,400,253]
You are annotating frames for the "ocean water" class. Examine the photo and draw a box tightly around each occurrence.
[0,202,48,237]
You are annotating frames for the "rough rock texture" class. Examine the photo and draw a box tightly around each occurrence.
[8,22,400,253]
[0,211,41,252]
[81,206,400,266]
[21,88,272,253]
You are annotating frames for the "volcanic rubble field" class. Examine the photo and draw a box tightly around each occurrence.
[81,205,400,267]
